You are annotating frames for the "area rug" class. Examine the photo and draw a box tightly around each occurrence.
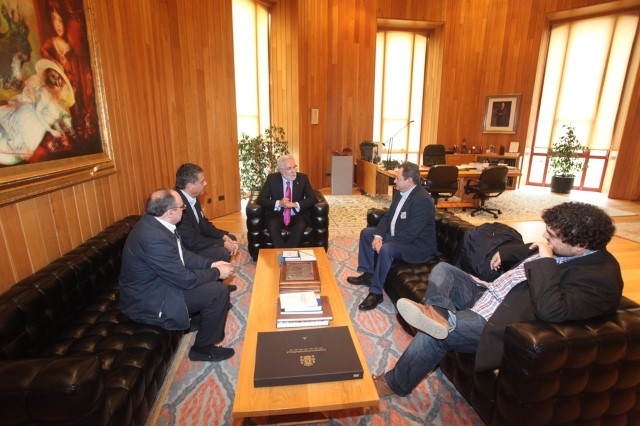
[615,222,640,244]
[147,232,483,425]
[326,187,636,227]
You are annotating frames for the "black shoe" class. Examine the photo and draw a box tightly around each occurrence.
[358,293,383,311]
[189,345,235,362]
[347,272,373,286]
[227,284,237,292]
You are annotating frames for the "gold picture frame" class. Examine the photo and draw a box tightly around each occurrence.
[0,0,114,206]
[482,94,521,134]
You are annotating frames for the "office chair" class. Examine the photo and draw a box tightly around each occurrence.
[421,164,459,205]
[463,165,509,218]
[422,144,446,167]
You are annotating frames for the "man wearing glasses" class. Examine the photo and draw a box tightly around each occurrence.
[120,188,236,362]
[257,154,317,248]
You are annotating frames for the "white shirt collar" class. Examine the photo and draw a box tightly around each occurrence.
[180,189,197,208]
[154,216,176,233]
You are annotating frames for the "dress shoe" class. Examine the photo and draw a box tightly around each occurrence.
[347,272,373,286]
[372,374,396,397]
[358,292,383,310]
[396,298,448,339]
[227,284,238,292]
[188,345,235,362]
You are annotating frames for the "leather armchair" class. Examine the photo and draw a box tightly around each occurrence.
[246,190,329,261]
[367,208,640,424]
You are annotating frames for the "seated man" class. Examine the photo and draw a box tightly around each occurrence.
[175,163,239,262]
[120,188,236,362]
[373,202,623,397]
[348,162,438,311]
[256,154,317,248]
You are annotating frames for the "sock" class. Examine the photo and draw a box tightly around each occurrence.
[432,305,449,320]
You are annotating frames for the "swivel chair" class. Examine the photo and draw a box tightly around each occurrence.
[421,164,459,205]
[463,165,509,218]
[422,144,446,167]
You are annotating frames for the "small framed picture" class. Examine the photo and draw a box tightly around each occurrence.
[508,141,520,153]
[483,94,521,134]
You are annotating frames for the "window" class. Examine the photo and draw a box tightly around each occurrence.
[373,31,427,166]
[232,0,271,139]
[529,11,639,191]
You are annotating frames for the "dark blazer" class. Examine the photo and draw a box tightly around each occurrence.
[119,214,221,330]
[175,189,231,252]
[374,185,437,264]
[256,172,317,223]
[475,243,623,371]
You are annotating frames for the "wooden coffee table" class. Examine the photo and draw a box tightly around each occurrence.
[232,247,379,421]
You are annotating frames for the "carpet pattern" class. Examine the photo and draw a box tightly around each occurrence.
[147,232,482,425]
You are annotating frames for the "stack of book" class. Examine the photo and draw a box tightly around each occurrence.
[277,291,333,329]
[279,257,321,294]
[279,249,317,262]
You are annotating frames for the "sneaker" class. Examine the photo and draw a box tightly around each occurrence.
[372,374,396,397]
[396,298,448,339]
[188,345,235,362]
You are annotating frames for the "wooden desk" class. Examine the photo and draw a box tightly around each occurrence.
[232,248,378,421]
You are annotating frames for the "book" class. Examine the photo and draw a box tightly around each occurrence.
[279,291,319,310]
[280,297,323,313]
[276,296,333,323]
[253,326,364,387]
[276,320,329,328]
[279,260,321,287]
[281,249,317,262]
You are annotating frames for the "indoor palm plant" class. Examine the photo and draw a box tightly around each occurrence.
[238,125,289,196]
[549,124,587,193]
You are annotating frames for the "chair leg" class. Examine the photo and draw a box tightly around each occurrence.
[469,198,501,219]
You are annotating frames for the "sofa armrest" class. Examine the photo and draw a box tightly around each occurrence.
[0,355,108,425]
[497,302,640,412]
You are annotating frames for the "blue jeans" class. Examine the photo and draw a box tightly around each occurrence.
[385,263,487,396]
[356,227,403,295]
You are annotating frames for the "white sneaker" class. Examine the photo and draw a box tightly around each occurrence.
[397,298,448,339]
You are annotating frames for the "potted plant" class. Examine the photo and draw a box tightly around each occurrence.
[238,125,289,197]
[549,124,587,194]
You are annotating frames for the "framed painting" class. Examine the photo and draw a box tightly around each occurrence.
[482,94,521,134]
[0,0,114,206]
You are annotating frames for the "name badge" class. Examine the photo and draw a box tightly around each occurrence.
[400,212,407,219]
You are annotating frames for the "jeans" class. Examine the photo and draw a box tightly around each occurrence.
[385,263,487,396]
[356,227,403,294]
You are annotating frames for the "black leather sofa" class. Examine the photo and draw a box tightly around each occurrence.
[0,216,183,426]
[245,190,329,261]
[367,208,640,425]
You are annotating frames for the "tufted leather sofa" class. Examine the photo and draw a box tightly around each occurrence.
[246,190,329,261]
[0,216,183,426]
[367,208,640,425]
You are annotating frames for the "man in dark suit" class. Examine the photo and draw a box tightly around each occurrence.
[257,154,317,248]
[372,202,623,397]
[348,162,438,310]
[120,188,236,362]
[175,163,239,262]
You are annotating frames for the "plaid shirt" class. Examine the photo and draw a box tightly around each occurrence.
[470,251,594,320]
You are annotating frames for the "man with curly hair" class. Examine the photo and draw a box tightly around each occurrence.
[372,202,623,397]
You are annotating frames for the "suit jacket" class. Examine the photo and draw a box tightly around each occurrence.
[119,214,221,330]
[374,185,437,264]
[475,243,623,371]
[175,189,230,252]
[256,172,317,223]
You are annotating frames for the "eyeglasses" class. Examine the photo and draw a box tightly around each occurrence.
[280,165,298,172]
[170,204,187,211]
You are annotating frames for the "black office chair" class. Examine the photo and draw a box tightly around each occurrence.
[463,166,509,218]
[422,144,446,167]
[421,164,459,205]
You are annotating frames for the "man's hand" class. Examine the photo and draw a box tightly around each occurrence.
[490,251,502,271]
[211,261,234,279]
[372,236,383,254]
[224,239,239,255]
[530,240,554,258]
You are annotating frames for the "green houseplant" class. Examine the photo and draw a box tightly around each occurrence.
[549,124,587,193]
[238,126,289,196]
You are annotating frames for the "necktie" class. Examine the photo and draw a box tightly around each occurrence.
[284,181,291,226]
[174,230,185,265]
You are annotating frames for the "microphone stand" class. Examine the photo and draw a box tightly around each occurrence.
[383,120,414,170]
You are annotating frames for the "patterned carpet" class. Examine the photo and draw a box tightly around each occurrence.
[147,232,482,425]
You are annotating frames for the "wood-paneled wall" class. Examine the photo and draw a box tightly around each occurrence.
[1,0,638,292]
[0,0,240,291]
